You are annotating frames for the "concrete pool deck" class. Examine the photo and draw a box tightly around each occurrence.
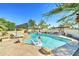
[0,39,45,56]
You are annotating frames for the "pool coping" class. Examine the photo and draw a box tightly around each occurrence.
[58,35,79,44]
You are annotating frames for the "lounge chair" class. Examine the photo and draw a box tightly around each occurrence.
[31,40,42,47]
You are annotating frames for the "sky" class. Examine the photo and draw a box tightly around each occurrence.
[0,3,62,26]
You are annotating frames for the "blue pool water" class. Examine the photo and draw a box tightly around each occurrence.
[24,33,67,50]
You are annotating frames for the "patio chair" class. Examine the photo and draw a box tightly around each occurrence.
[31,39,42,47]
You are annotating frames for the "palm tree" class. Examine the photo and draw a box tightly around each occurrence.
[28,19,36,32]
[38,20,49,32]
[43,3,79,24]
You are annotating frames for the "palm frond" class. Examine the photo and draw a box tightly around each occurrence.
[57,16,67,23]
[43,3,79,17]
[43,7,63,17]
[57,9,79,23]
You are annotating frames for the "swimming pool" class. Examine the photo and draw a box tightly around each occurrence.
[24,33,69,50]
